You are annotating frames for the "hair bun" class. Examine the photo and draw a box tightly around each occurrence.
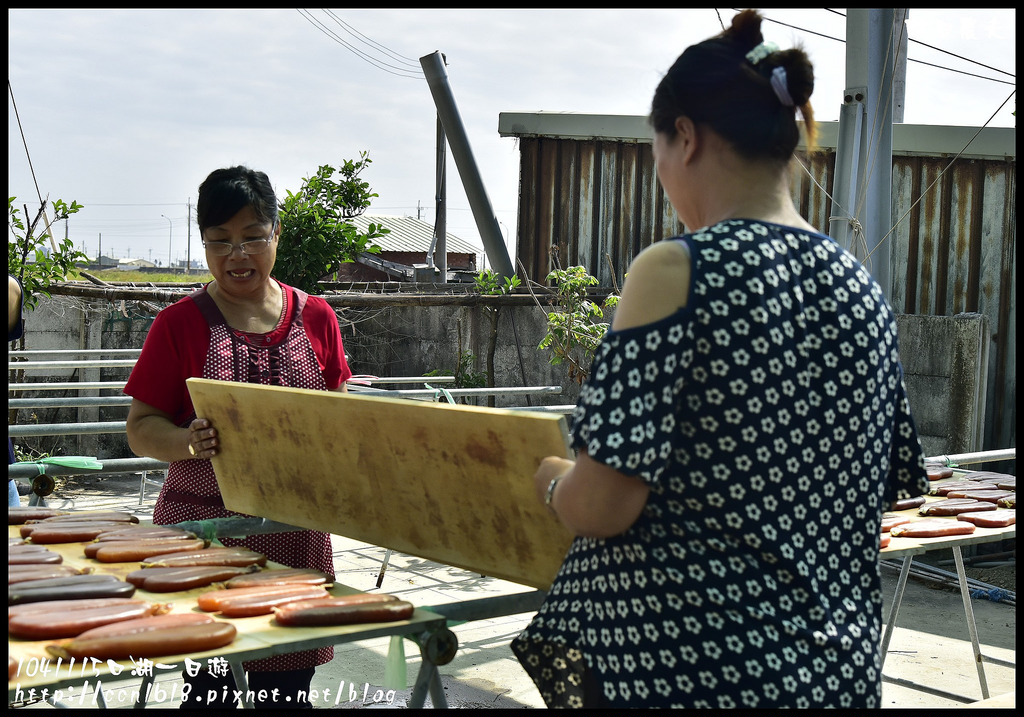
[725,8,765,50]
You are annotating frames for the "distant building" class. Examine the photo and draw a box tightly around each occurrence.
[117,257,157,270]
[339,215,482,283]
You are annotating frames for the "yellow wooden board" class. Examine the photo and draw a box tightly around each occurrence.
[186,378,576,590]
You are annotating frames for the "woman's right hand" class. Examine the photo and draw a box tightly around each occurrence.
[127,399,218,463]
[186,418,218,459]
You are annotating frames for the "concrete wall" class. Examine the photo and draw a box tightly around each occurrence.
[11,296,996,464]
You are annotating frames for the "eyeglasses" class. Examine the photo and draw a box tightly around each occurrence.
[202,223,277,256]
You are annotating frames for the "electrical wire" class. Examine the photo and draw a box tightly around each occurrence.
[822,7,1015,80]
[8,80,43,209]
[865,88,1016,265]
[322,9,421,69]
[755,8,1014,85]
[8,79,58,252]
[295,9,423,79]
[767,9,1015,273]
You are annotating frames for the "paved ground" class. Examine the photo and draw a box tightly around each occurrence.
[12,473,1016,709]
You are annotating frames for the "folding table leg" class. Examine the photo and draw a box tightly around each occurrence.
[409,660,448,709]
[952,546,990,699]
[134,673,154,708]
[230,659,252,709]
[879,556,913,667]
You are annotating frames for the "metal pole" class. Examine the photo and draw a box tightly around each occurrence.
[863,8,895,295]
[161,214,172,269]
[892,9,910,123]
[830,9,895,295]
[186,199,192,274]
[419,51,514,279]
[435,116,448,280]
[925,448,1016,467]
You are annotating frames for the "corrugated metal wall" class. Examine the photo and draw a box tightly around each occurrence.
[513,136,1015,453]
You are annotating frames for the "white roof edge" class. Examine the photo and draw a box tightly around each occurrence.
[497,111,1015,160]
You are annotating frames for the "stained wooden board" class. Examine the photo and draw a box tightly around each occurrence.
[186,378,576,590]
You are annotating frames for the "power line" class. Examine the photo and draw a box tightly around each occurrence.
[296,9,423,79]
[8,80,45,208]
[322,9,421,69]
[821,8,1014,78]
[755,9,1014,85]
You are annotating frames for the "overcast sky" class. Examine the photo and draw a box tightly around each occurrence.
[8,9,1016,270]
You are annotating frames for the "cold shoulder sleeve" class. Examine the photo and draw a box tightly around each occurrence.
[570,312,689,486]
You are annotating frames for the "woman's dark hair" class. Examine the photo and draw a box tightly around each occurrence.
[649,9,816,161]
[195,166,279,233]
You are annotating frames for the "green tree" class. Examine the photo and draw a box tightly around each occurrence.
[273,155,389,295]
[8,197,87,310]
[538,265,619,385]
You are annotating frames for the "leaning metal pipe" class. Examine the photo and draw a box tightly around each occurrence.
[420,51,514,279]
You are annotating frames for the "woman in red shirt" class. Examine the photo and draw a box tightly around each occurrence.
[124,165,351,709]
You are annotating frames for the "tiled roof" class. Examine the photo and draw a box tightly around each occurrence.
[349,215,481,255]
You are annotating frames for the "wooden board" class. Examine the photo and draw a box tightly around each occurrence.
[186,378,576,590]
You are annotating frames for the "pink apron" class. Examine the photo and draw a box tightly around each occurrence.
[153,286,334,671]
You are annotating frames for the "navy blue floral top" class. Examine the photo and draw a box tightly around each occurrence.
[512,219,928,709]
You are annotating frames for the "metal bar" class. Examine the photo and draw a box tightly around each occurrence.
[952,546,991,699]
[422,591,547,623]
[505,404,576,414]
[349,376,455,384]
[376,549,393,589]
[420,51,514,279]
[882,558,1016,603]
[9,396,133,408]
[9,381,127,392]
[409,661,439,709]
[880,673,974,704]
[7,359,138,369]
[925,449,1016,466]
[381,386,562,398]
[9,349,141,357]
[8,457,168,481]
[879,556,913,667]
[9,421,127,437]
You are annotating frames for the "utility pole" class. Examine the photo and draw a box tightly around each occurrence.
[893,9,909,123]
[432,117,448,279]
[186,199,192,274]
[420,51,513,279]
[829,8,905,296]
[161,214,172,270]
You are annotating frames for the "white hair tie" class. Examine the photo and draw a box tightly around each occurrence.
[744,41,778,66]
[770,66,795,107]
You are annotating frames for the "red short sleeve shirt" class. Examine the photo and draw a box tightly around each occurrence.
[123,283,350,424]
